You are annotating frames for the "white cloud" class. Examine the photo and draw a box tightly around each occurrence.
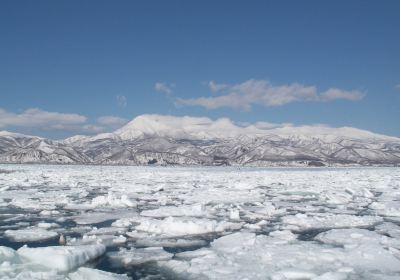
[0,107,136,137]
[80,124,105,134]
[0,108,87,129]
[116,95,127,107]
[177,93,253,110]
[208,80,228,93]
[320,88,365,101]
[177,79,365,110]
[252,121,293,129]
[0,108,129,135]
[97,116,129,127]
[155,82,174,95]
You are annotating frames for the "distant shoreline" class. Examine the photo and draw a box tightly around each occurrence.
[0,162,398,169]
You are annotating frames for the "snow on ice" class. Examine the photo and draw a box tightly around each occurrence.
[0,164,399,279]
[4,228,58,242]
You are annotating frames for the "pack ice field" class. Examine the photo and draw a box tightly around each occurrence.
[0,165,400,280]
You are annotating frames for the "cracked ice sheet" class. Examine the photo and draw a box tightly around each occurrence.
[0,165,400,278]
[159,231,400,279]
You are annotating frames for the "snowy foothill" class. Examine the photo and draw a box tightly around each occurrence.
[0,164,399,279]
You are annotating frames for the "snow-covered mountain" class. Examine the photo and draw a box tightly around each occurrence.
[0,131,90,164]
[1,115,400,166]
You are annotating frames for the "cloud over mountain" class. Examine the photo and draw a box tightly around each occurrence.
[178,80,365,110]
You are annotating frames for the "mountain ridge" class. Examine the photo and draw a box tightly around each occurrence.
[1,115,400,166]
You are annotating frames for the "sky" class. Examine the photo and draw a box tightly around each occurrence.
[1,0,399,139]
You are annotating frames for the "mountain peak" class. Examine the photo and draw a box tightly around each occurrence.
[112,114,397,141]
[114,114,250,140]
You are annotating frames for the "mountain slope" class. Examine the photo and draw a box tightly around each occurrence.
[1,115,400,166]
[0,131,91,164]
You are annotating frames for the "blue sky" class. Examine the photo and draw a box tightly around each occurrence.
[1,0,399,139]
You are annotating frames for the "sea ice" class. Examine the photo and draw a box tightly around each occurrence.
[1,165,400,278]
[68,267,130,280]
[136,237,207,248]
[136,216,242,237]
[0,244,110,280]
[375,222,400,239]
[4,228,58,242]
[159,231,400,279]
[108,247,173,266]
[90,192,137,208]
[281,213,382,231]
[315,228,392,247]
[370,201,400,217]
[17,244,106,271]
[140,203,206,218]
[73,210,137,225]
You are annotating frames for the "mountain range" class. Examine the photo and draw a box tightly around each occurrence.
[1,114,399,166]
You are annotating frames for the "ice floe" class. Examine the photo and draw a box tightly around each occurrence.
[108,247,173,266]
[160,231,400,279]
[68,267,130,280]
[0,244,121,280]
[4,228,58,242]
[136,216,242,237]
[17,244,106,271]
[140,203,206,217]
[0,165,399,278]
[281,213,383,231]
[90,192,137,208]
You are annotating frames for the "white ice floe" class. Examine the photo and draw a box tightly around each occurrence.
[90,192,137,208]
[1,165,400,278]
[229,208,240,220]
[0,245,110,280]
[136,216,242,237]
[88,226,127,236]
[111,216,144,228]
[17,244,106,272]
[10,197,57,211]
[315,228,400,249]
[68,267,130,280]
[39,210,60,216]
[37,222,59,229]
[140,203,206,218]
[159,231,400,279]
[370,201,400,217]
[108,247,173,266]
[281,213,382,231]
[112,235,127,244]
[73,210,137,225]
[4,228,58,242]
[0,246,18,263]
[67,233,118,247]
